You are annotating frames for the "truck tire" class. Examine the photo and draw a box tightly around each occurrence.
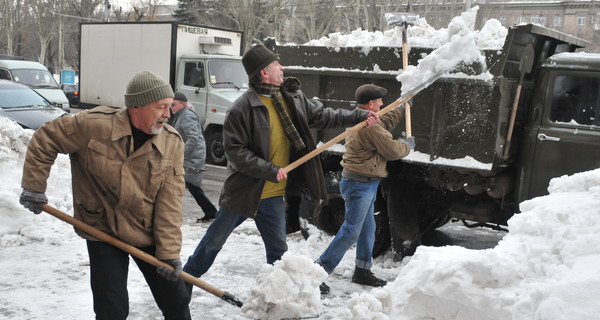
[206,129,227,166]
[372,196,391,258]
[317,188,391,258]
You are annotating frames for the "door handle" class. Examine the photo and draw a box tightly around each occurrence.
[537,133,561,142]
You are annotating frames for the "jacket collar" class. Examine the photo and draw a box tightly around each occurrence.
[112,108,171,156]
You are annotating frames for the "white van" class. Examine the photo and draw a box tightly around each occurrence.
[0,60,70,112]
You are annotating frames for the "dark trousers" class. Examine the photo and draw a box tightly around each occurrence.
[186,181,217,217]
[86,241,191,320]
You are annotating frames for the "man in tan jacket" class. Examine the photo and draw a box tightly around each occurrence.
[316,84,415,294]
[19,71,191,320]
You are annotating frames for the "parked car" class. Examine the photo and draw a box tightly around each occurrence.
[0,80,68,129]
[61,84,79,107]
[0,59,71,112]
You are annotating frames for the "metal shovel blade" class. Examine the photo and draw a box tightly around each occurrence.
[385,12,420,26]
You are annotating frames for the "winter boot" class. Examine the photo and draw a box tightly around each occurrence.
[319,282,330,295]
[351,267,387,287]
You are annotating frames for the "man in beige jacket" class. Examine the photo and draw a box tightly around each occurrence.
[316,84,415,294]
[19,71,191,320]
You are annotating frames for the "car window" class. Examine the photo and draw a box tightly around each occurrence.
[550,75,600,127]
[11,69,60,89]
[0,86,52,108]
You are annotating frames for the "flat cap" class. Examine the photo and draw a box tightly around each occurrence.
[174,91,188,102]
[355,84,388,104]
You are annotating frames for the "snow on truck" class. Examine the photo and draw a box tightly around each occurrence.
[79,22,247,165]
[272,23,600,259]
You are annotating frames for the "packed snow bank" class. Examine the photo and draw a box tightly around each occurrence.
[304,6,507,50]
[338,168,600,320]
[242,250,327,320]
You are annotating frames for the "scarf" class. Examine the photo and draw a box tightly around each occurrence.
[255,83,306,151]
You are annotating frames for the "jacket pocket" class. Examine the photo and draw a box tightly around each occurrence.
[77,200,106,229]
[87,139,121,192]
[147,159,172,199]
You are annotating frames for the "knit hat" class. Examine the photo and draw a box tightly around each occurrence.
[124,70,174,107]
[174,91,187,102]
[242,45,279,78]
[355,84,388,104]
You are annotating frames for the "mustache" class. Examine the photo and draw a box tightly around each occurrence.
[155,118,168,124]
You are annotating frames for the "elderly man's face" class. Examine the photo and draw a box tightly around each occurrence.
[261,59,285,86]
[130,97,172,134]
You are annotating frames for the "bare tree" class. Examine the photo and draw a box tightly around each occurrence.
[0,0,26,56]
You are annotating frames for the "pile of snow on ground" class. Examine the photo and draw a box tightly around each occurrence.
[337,169,600,320]
[242,249,328,320]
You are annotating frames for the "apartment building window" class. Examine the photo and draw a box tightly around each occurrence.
[554,15,562,27]
[499,16,507,25]
[539,16,547,26]
[518,16,526,24]
[577,15,586,26]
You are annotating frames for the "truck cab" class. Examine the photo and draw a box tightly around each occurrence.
[519,53,600,201]
[176,55,248,165]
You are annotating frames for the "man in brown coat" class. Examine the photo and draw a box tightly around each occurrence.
[19,70,191,320]
[316,84,414,294]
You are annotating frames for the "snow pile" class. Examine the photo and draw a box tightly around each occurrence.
[0,117,74,247]
[242,249,328,320]
[304,6,507,50]
[396,31,486,95]
[338,168,600,320]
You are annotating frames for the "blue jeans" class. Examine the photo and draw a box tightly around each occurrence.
[183,196,287,277]
[316,178,379,274]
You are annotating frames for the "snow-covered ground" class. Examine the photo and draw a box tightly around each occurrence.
[3,6,600,320]
[2,113,600,320]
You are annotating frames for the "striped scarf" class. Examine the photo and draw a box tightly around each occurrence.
[255,83,306,151]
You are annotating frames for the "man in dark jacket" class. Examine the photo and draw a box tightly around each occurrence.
[170,91,217,222]
[183,45,378,287]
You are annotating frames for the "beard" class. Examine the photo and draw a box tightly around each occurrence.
[150,117,168,135]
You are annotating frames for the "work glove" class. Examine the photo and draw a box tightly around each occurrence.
[157,258,182,281]
[399,136,415,150]
[19,189,48,214]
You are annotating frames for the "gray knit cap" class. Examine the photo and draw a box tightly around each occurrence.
[124,70,174,107]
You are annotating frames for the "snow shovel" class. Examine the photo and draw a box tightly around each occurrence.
[385,12,420,137]
[283,63,457,174]
[41,204,244,308]
[502,43,535,159]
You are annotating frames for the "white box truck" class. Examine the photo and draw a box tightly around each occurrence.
[79,22,247,165]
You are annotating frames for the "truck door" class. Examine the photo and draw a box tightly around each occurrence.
[177,60,208,124]
[524,72,600,199]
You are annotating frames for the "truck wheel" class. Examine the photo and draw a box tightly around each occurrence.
[316,193,345,235]
[206,130,227,166]
[372,196,391,258]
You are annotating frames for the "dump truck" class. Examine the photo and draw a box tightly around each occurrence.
[270,24,600,258]
[79,22,247,165]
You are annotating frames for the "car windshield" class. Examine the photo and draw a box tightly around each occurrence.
[12,69,60,89]
[208,60,248,89]
[0,86,52,108]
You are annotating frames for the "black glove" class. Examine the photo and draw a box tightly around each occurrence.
[156,258,182,281]
[19,189,48,214]
[399,136,415,150]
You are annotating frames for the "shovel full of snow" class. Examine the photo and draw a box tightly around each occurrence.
[385,12,420,137]
[41,204,244,308]
[283,63,458,174]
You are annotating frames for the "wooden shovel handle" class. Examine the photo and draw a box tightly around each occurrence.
[41,204,243,307]
[402,33,412,137]
[284,94,414,173]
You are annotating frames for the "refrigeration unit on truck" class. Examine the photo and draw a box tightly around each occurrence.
[79,21,247,165]
[270,24,600,259]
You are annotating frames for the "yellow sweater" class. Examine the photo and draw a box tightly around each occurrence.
[259,95,291,199]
